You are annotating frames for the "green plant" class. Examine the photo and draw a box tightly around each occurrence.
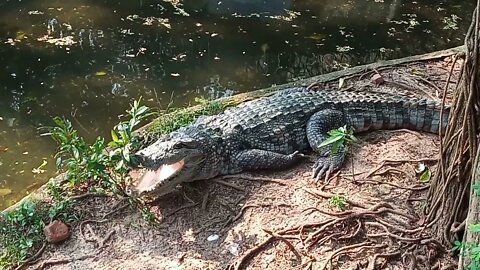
[328,194,347,211]
[140,207,156,223]
[453,229,480,270]
[147,97,227,138]
[0,198,76,268]
[452,180,480,270]
[46,98,152,192]
[318,125,358,154]
[0,201,45,268]
[0,98,155,268]
[46,117,109,187]
[108,97,153,173]
[473,182,480,196]
[47,178,64,202]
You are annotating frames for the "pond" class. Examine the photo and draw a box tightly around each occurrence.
[0,0,475,210]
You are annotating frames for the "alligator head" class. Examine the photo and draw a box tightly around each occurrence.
[130,127,221,198]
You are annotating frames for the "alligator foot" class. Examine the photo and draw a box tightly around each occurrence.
[312,151,345,182]
[230,149,305,173]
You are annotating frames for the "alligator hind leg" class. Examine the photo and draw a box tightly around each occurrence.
[307,109,348,181]
[229,149,304,174]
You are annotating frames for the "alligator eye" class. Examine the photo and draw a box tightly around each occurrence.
[172,139,198,149]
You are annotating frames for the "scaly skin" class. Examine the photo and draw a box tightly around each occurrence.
[132,87,450,198]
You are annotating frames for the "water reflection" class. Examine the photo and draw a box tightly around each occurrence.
[0,0,474,209]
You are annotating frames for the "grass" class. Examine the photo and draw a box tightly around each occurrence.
[146,97,228,139]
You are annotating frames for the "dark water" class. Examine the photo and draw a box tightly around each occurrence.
[0,0,474,209]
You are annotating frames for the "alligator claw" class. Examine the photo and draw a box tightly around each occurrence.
[311,153,346,182]
[290,150,305,159]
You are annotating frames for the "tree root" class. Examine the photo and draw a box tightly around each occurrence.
[226,189,448,270]
[35,254,95,270]
[218,174,288,186]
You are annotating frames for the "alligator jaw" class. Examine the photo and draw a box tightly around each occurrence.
[135,159,185,194]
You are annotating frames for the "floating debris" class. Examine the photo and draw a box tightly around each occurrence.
[0,188,12,196]
[37,35,77,46]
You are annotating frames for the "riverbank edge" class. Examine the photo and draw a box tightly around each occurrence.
[1,45,465,215]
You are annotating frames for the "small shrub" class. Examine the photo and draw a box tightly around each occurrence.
[328,194,347,211]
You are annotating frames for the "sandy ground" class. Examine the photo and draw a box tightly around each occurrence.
[26,57,461,270]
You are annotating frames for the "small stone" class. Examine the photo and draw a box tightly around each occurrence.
[44,220,70,243]
[371,74,384,85]
[228,242,240,256]
[207,234,219,242]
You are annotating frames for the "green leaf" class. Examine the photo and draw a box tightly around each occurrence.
[469,224,480,233]
[419,169,431,183]
[111,130,119,143]
[136,106,148,116]
[331,142,340,154]
[72,147,80,160]
[318,135,344,148]
[473,182,480,197]
[115,160,124,171]
[122,148,130,163]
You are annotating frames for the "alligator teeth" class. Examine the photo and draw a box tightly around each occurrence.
[158,159,185,181]
[136,159,185,193]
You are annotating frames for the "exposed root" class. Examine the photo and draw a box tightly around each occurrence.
[320,242,386,270]
[212,179,246,191]
[223,202,292,229]
[218,174,288,186]
[35,254,95,270]
[166,202,200,217]
[364,157,438,179]
[366,249,401,270]
[303,188,369,209]
[263,228,302,260]
[226,190,446,270]
[356,178,429,191]
[226,236,274,270]
[68,192,109,201]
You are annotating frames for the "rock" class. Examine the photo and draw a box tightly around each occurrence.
[371,73,384,85]
[207,234,219,242]
[44,220,70,243]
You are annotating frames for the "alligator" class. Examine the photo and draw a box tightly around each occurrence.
[132,87,449,198]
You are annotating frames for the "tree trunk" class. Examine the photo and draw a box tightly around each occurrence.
[426,0,480,249]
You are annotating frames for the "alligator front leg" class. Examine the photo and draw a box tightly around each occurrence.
[228,149,304,174]
[307,109,348,181]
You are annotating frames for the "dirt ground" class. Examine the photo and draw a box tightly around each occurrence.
[26,57,461,270]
